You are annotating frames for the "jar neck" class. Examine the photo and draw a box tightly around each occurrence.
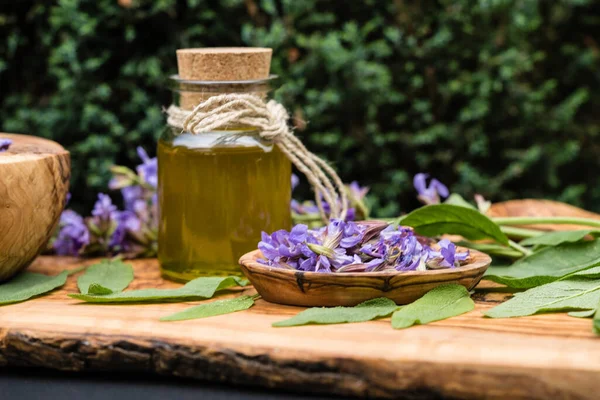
[168,74,279,111]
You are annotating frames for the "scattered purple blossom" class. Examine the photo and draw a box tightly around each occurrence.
[414,173,449,205]
[258,220,469,273]
[0,138,12,152]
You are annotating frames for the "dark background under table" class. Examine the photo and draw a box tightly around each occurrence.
[0,367,347,400]
[0,367,448,400]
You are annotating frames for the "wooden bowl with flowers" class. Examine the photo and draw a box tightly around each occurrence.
[239,220,491,307]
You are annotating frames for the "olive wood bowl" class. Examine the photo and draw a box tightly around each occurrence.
[239,247,491,307]
[0,133,70,282]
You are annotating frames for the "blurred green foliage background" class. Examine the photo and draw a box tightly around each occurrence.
[1,0,599,216]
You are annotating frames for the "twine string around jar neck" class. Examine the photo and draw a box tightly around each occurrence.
[166,94,348,223]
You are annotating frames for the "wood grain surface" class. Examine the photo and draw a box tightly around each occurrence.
[1,256,599,399]
[0,133,70,281]
[240,248,490,307]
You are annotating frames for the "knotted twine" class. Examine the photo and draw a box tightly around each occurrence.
[166,94,348,223]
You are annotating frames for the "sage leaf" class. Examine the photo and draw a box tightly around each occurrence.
[87,283,114,295]
[520,230,600,247]
[573,266,600,279]
[70,276,247,303]
[160,295,255,322]
[568,310,595,318]
[77,259,134,294]
[391,284,474,329]
[272,297,399,327]
[484,278,600,318]
[401,204,508,245]
[484,239,600,288]
[0,271,68,306]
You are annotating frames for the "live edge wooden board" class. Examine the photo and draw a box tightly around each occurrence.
[1,257,599,400]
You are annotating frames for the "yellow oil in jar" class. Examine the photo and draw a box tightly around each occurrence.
[157,131,291,281]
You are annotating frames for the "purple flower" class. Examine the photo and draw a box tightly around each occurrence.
[291,174,299,191]
[121,185,144,212]
[109,210,141,248]
[0,138,12,152]
[54,210,90,256]
[340,221,365,248]
[360,226,429,272]
[414,173,449,205]
[92,193,118,221]
[349,181,369,199]
[427,239,469,268]
[136,147,157,188]
[258,224,316,269]
[88,193,119,242]
[290,199,305,215]
[257,220,466,274]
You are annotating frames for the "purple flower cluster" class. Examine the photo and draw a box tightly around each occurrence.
[291,174,370,224]
[258,219,367,272]
[53,147,158,258]
[258,220,469,273]
[0,138,12,152]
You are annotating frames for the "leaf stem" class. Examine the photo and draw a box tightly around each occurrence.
[493,217,600,228]
[508,239,533,257]
[454,241,523,259]
[500,226,544,240]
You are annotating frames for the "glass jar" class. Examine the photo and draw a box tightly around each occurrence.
[158,75,291,282]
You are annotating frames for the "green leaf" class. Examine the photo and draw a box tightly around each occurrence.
[0,271,69,306]
[391,284,474,329]
[484,278,600,318]
[160,295,255,322]
[87,283,114,295]
[573,266,600,278]
[520,230,600,247]
[401,204,509,245]
[70,276,247,303]
[444,193,477,210]
[568,309,595,318]
[484,239,600,288]
[272,298,399,327]
[77,259,134,294]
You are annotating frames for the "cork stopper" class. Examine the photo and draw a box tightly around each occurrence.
[177,47,272,81]
[176,48,272,109]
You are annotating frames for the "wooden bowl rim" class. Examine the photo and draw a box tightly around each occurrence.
[239,246,491,279]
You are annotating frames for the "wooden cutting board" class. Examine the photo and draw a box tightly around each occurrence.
[1,256,599,400]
